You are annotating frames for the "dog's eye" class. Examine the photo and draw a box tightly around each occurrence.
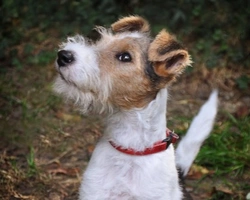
[116,52,132,62]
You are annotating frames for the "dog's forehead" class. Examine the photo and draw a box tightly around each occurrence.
[95,30,149,51]
[115,32,145,40]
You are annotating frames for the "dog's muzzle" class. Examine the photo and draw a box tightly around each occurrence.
[57,50,74,67]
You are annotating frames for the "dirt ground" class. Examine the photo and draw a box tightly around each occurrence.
[0,38,249,199]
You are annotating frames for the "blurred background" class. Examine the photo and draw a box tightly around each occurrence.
[0,1,249,199]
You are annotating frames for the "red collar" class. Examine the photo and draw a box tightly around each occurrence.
[109,129,179,156]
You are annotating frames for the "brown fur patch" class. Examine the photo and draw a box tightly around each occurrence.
[97,36,157,109]
[111,16,150,33]
[153,61,173,77]
[148,29,191,78]
[95,27,190,109]
[157,41,184,55]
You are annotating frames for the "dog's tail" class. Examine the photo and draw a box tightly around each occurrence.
[175,90,218,177]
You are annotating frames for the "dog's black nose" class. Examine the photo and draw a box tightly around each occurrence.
[57,50,74,67]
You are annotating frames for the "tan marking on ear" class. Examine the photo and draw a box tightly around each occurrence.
[149,30,177,58]
[148,29,192,78]
[153,62,171,77]
[111,16,150,33]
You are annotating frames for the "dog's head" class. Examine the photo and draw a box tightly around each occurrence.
[54,16,191,113]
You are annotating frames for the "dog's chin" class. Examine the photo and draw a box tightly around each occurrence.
[77,95,113,115]
[54,76,112,114]
[55,64,83,88]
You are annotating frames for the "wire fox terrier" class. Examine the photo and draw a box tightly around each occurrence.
[54,16,218,200]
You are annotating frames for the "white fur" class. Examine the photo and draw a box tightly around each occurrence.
[96,26,144,41]
[54,35,112,113]
[79,88,182,200]
[54,30,218,200]
[58,36,100,89]
[175,90,219,175]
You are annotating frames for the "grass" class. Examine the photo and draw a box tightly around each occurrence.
[196,114,250,176]
[27,147,38,177]
[172,113,250,176]
[169,111,250,199]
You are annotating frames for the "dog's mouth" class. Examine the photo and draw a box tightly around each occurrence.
[58,70,67,82]
[58,72,78,89]
[55,64,78,88]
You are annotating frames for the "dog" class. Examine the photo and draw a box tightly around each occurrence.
[53,16,218,200]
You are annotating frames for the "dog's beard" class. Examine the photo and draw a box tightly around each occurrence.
[53,76,112,114]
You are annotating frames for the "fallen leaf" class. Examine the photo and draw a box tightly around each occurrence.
[236,104,249,118]
[55,111,81,122]
[209,186,234,199]
[186,164,213,179]
[48,166,80,176]
[216,186,234,195]
[48,167,68,175]
[13,191,35,199]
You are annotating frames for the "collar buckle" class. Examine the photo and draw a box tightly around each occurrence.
[162,130,179,149]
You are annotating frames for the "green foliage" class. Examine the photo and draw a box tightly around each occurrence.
[209,190,234,200]
[1,0,249,71]
[172,113,250,176]
[135,1,249,68]
[196,115,250,176]
[236,75,250,90]
[27,147,38,176]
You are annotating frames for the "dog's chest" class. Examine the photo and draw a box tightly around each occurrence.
[80,141,182,200]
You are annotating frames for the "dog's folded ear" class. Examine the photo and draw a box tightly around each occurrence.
[111,16,150,33]
[148,30,191,79]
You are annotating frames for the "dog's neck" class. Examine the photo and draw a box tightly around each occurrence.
[104,88,168,151]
